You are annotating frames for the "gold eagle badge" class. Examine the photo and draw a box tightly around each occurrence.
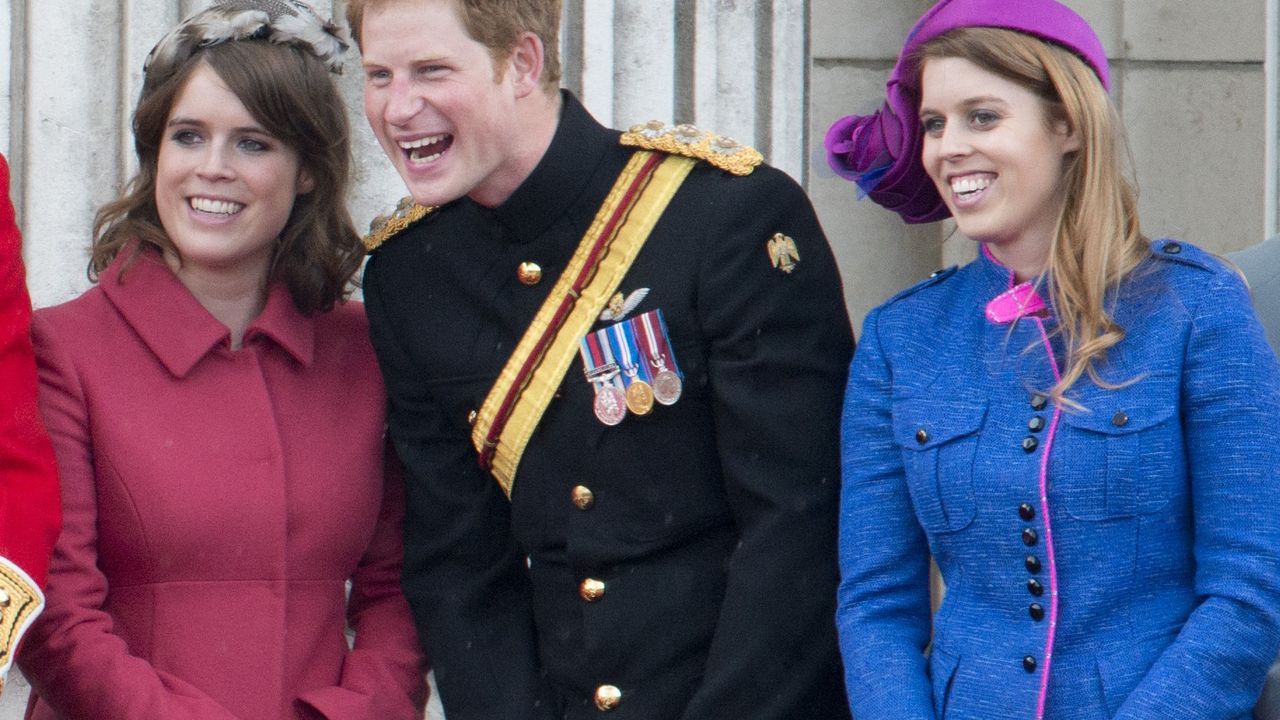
[767,233,801,274]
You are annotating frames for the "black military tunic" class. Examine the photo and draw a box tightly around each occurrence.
[363,92,854,720]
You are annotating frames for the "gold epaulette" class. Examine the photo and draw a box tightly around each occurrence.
[620,121,763,176]
[362,196,438,252]
[0,557,42,684]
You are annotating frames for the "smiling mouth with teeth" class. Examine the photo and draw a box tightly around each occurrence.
[190,197,244,216]
[400,134,454,163]
[950,174,994,198]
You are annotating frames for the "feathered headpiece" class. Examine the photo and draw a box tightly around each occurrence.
[823,0,1109,224]
[144,0,349,76]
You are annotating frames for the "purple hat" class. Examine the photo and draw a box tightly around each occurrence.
[823,0,1109,224]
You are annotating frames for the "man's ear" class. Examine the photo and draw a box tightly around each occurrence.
[508,31,545,98]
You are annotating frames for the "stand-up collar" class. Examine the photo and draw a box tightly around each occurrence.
[100,246,314,378]
[486,91,616,245]
[978,244,1051,324]
[979,243,1017,290]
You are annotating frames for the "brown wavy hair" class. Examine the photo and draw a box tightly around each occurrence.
[91,40,362,315]
[915,27,1148,404]
[345,0,562,92]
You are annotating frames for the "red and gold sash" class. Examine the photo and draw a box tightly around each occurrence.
[471,151,695,497]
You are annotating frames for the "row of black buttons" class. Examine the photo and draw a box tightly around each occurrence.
[1022,394,1047,673]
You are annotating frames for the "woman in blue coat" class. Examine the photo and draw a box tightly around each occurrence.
[825,1,1280,718]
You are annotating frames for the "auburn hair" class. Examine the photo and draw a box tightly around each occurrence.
[346,0,562,92]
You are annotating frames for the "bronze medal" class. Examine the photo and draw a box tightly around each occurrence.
[652,369,683,405]
[625,380,655,416]
[593,384,627,426]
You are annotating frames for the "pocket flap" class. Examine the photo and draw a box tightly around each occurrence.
[893,398,988,450]
[1058,374,1177,435]
[1058,400,1175,436]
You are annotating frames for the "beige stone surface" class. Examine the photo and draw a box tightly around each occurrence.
[1123,65,1267,250]
[814,0,1123,63]
[1123,0,1267,62]
[0,673,27,719]
[811,0,933,60]
[1060,0,1124,60]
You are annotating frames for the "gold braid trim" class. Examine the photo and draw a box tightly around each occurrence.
[363,197,438,252]
[620,120,763,176]
[0,556,42,683]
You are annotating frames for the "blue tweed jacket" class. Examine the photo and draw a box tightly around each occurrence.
[838,240,1280,720]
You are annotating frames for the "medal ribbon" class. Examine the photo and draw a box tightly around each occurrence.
[592,331,625,393]
[610,320,651,386]
[580,331,611,382]
[635,312,663,374]
[472,152,697,496]
[622,322,653,384]
[636,309,683,379]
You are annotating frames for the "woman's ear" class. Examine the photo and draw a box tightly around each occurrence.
[297,168,316,195]
[1057,119,1082,154]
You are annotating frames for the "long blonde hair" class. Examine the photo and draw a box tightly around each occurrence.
[916,27,1148,403]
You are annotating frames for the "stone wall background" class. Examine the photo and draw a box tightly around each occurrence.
[1,0,1277,717]
[2,0,810,311]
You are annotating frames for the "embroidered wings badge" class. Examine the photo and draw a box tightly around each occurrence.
[599,288,650,323]
[767,233,800,274]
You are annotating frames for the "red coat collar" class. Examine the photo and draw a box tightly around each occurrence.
[98,246,314,377]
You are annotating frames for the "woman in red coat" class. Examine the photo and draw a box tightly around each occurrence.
[16,2,427,718]
[0,152,61,693]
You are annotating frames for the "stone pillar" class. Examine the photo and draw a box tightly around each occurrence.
[1267,0,1279,238]
[6,0,809,310]
[562,0,807,180]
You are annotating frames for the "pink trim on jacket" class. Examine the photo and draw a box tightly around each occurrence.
[1030,316,1062,720]
[981,247,1060,718]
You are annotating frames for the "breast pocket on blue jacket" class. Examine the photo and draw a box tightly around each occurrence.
[1055,378,1181,521]
[893,398,987,533]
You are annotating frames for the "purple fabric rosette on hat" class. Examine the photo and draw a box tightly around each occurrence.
[823,0,1110,224]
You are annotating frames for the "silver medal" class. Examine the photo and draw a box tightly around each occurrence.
[593,384,627,426]
[652,369,683,405]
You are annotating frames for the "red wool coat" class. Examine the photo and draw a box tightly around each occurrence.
[18,249,426,719]
[0,153,60,586]
[0,153,61,682]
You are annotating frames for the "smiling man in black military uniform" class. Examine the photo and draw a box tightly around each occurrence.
[347,1,854,718]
